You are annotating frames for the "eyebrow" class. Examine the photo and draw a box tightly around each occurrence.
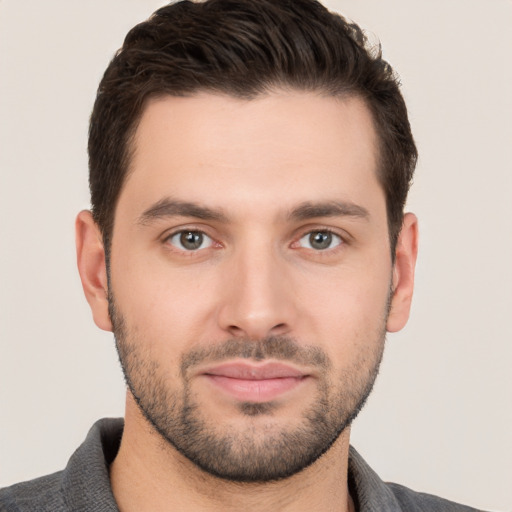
[288,201,370,221]
[138,198,228,225]
[138,197,370,226]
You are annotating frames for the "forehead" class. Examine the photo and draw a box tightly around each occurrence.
[120,91,382,219]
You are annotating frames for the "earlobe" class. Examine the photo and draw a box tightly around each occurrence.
[75,210,113,332]
[386,213,418,333]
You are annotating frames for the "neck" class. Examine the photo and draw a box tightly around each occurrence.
[110,393,355,512]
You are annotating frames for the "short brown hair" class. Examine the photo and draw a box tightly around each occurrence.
[89,0,417,252]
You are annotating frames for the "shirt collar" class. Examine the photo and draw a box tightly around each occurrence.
[64,418,402,512]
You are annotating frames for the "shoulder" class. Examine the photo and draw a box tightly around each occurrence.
[0,418,123,512]
[386,482,487,512]
[0,471,65,512]
[348,446,489,512]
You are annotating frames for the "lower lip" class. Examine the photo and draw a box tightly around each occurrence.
[204,375,306,402]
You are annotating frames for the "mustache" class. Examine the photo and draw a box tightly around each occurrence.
[180,336,331,377]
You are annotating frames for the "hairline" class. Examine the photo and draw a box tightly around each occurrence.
[102,85,397,259]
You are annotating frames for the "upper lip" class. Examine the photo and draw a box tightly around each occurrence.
[200,361,307,380]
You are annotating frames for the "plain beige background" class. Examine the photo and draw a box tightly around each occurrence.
[0,1,511,510]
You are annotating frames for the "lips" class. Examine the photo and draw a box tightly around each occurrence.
[199,362,309,402]
[203,362,306,379]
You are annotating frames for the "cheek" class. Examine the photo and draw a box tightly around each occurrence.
[294,262,391,351]
[111,252,220,349]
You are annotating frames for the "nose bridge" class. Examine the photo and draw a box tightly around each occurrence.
[217,232,295,339]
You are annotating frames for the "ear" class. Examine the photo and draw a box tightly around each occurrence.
[387,212,418,333]
[75,210,113,332]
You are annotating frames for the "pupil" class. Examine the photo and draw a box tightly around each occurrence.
[310,232,331,250]
[181,231,202,250]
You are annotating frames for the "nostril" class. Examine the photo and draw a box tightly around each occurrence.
[270,323,290,336]
[228,325,245,336]
[226,322,289,339]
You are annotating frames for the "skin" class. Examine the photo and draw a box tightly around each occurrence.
[76,91,418,512]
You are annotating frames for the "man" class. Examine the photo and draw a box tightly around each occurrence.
[0,0,490,510]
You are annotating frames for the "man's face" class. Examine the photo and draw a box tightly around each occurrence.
[105,91,399,481]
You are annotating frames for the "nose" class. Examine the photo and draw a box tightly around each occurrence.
[216,243,298,340]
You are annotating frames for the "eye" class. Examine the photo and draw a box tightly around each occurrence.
[298,230,343,251]
[167,230,213,251]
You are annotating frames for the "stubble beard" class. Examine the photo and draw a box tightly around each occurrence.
[109,296,386,483]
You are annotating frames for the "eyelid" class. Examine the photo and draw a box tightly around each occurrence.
[161,225,220,252]
[292,225,350,245]
[298,229,343,249]
[160,223,214,240]
[171,231,213,251]
[159,223,350,253]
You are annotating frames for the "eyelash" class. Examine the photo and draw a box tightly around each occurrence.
[296,228,344,252]
[163,228,218,253]
[162,227,347,254]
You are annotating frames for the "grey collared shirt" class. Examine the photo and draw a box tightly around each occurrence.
[0,418,487,511]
